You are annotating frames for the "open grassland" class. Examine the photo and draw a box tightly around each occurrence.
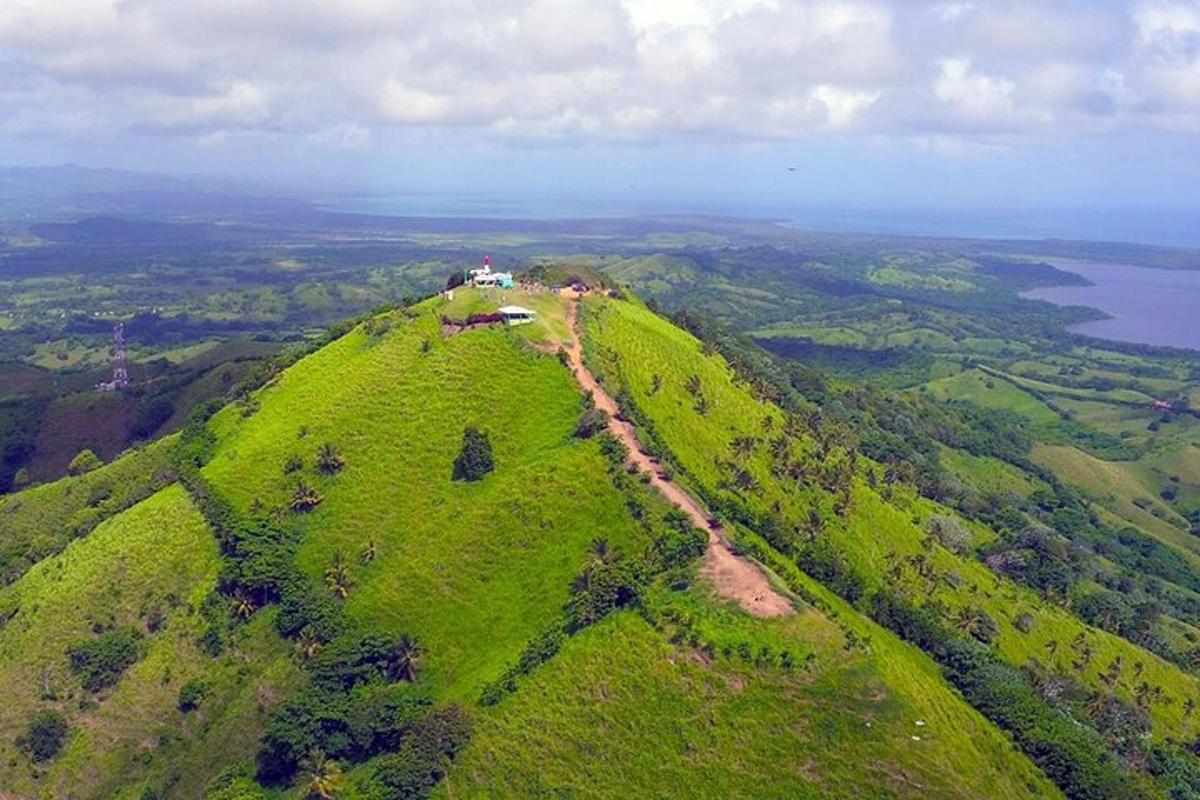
[0,486,296,798]
[445,606,1058,800]
[1032,443,1198,555]
[582,295,1200,744]
[938,445,1048,499]
[0,437,177,585]
[203,298,649,701]
[920,369,1062,424]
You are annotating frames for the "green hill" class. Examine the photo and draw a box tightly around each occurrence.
[1,284,1199,798]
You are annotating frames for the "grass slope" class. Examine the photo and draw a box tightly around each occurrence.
[581,294,1200,745]
[0,485,296,799]
[203,297,646,702]
[447,592,1059,800]
[0,437,177,585]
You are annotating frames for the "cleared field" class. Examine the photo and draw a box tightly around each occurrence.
[938,445,1047,499]
[920,370,1062,424]
[1032,444,1196,553]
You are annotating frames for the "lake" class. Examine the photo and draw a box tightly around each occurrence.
[1021,260,1200,351]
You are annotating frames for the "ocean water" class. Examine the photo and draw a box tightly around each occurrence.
[319,193,1200,248]
[1022,260,1200,351]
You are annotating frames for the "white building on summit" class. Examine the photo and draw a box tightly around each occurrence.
[467,255,514,288]
[498,305,536,326]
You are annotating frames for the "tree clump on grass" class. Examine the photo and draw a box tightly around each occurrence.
[255,633,436,786]
[68,448,103,476]
[66,627,144,692]
[452,427,494,482]
[17,710,68,762]
[925,515,972,554]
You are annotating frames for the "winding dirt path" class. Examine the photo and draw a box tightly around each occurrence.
[562,291,793,618]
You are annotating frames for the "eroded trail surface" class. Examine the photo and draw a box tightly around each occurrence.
[562,292,793,618]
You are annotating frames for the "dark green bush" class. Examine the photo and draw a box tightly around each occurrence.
[178,678,208,712]
[67,627,144,692]
[451,427,493,482]
[367,706,471,800]
[575,407,610,439]
[17,710,68,762]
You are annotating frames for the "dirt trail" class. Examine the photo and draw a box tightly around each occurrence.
[562,291,793,618]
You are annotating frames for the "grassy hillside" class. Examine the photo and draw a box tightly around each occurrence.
[0,485,298,798]
[581,292,1200,797]
[201,296,647,702]
[0,282,1188,799]
[0,437,178,585]
[445,605,1056,800]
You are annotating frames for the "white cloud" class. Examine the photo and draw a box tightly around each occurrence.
[0,0,1195,147]
[934,58,1017,124]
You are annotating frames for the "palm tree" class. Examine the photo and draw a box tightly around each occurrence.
[360,538,378,565]
[299,749,343,799]
[1085,690,1110,721]
[1184,697,1196,718]
[290,481,324,512]
[804,508,823,540]
[316,443,345,474]
[391,634,422,683]
[1072,644,1094,674]
[730,436,757,462]
[1100,656,1123,689]
[590,537,613,566]
[234,595,255,619]
[324,550,353,600]
[1134,680,1154,709]
[297,626,323,661]
[952,607,983,638]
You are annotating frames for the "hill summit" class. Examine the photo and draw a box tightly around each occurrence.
[1,280,1198,799]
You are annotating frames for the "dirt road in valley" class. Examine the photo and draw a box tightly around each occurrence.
[562,292,793,619]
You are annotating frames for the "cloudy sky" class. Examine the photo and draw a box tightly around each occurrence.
[2,0,1199,225]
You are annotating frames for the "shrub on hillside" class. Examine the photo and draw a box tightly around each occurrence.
[179,678,209,712]
[575,407,610,439]
[68,448,103,476]
[367,706,471,800]
[925,515,972,554]
[653,510,707,570]
[204,768,267,800]
[451,427,493,482]
[67,627,144,692]
[17,710,68,762]
[595,433,628,467]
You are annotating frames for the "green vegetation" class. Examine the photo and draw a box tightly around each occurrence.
[67,626,144,692]
[18,710,68,762]
[451,426,494,482]
[1,210,1198,798]
[581,292,1200,799]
